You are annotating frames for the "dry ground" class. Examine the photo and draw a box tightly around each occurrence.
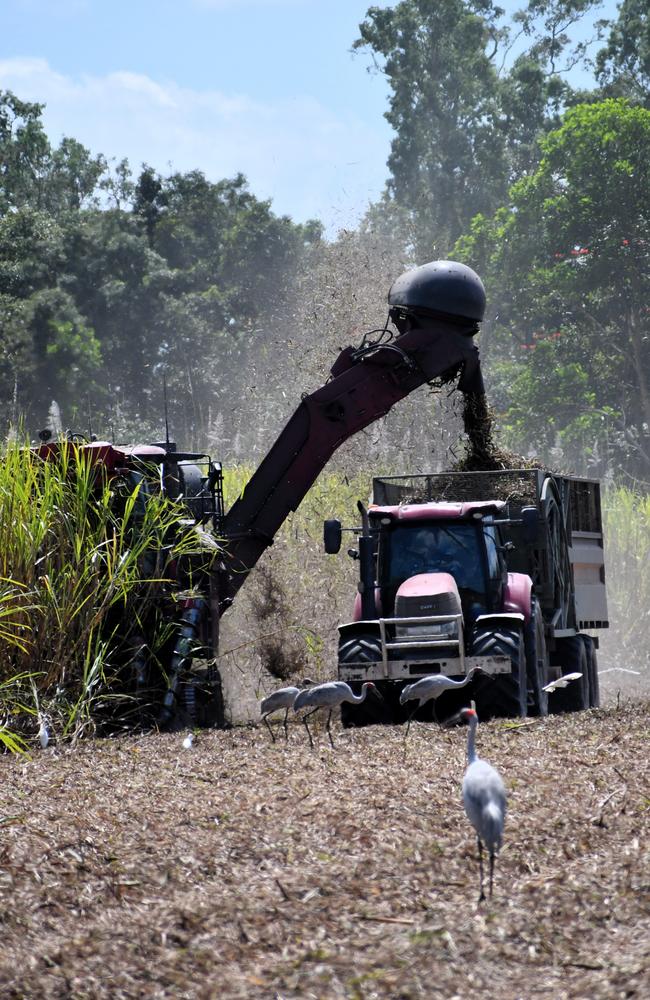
[1,701,649,1000]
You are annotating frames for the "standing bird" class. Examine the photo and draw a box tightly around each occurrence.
[399,668,480,734]
[293,681,378,749]
[260,678,313,742]
[460,706,507,902]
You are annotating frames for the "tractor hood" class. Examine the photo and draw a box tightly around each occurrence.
[394,572,462,618]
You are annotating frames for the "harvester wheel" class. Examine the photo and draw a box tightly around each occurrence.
[581,636,600,709]
[471,627,527,719]
[549,636,589,713]
[525,600,549,717]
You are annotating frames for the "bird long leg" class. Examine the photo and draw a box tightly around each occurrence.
[477,837,486,903]
[302,707,319,749]
[283,708,290,741]
[405,705,419,737]
[262,714,276,743]
[489,850,495,899]
[431,700,439,724]
[325,708,335,748]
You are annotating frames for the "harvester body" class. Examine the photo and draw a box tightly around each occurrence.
[329,469,608,723]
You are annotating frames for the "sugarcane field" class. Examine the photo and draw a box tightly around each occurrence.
[1,3,650,998]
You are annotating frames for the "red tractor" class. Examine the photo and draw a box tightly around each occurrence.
[324,469,608,725]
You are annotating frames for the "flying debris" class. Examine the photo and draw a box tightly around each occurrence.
[542,672,583,693]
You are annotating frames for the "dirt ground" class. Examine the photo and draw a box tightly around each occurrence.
[1,699,648,1000]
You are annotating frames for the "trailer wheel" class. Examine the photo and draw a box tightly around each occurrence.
[550,636,589,713]
[471,627,527,718]
[581,636,600,709]
[525,600,549,717]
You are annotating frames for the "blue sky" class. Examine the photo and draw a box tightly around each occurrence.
[1,0,616,233]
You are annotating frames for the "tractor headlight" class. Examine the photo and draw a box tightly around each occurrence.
[396,620,459,640]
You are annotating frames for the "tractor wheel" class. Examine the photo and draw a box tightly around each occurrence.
[340,684,396,728]
[471,627,527,719]
[581,636,600,709]
[550,636,589,713]
[338,633,392,727]
[525,600,549,717]
[338,632,382,665]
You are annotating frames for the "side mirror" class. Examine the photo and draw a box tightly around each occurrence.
[324,518,342,554]
[521,506,539,546]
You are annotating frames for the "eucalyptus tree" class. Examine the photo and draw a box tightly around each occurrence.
[455,99,650,478]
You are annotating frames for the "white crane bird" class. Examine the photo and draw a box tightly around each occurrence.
[293,680,378,748]
[260,678,313,742]
[460,706,507,902]
[399,668,480,734]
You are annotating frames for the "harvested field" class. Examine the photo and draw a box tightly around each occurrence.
[1,701,649,1000]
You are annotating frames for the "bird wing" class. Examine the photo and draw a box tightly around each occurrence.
[462,760,507,832]
[261,687,299,714]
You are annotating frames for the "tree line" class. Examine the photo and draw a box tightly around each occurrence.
[0,0,648,481]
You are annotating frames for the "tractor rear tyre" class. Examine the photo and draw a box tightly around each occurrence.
[471,627,527,719]
[525,600,549,717]
[550,636,589,713]
[338,633,394,727]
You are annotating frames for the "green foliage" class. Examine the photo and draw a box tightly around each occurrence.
[601,485,650,674]
[355,0,508,253]
[355,0,605,255]
[456,99,650,477]
[596,0,650,105]
[0,91,322,443]
[0,440,208,746]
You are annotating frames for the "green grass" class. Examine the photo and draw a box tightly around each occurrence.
[0,439,209,747]
[601,485,650,672]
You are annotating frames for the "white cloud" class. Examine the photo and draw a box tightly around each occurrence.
[0,57,389,231]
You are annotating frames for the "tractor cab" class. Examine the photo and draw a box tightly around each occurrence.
[371,502,509,634]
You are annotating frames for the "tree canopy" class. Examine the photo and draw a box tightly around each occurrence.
[455,100,650,477]
[0,90,321,444]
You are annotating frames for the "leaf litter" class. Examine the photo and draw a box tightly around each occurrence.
[0,701,648,999]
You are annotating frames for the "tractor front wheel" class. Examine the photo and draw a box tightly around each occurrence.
[338,633,394,727]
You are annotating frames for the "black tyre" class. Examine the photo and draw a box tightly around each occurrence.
[550,635,589,713]
[339,632,382,665]
[525,600,549,717]
[471,627,527,719]
[581,636,600,709]
[338,632,391,727]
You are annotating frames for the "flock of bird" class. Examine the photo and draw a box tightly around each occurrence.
[259,674,507,901]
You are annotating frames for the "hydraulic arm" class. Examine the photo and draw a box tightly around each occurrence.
[220,319,485,610]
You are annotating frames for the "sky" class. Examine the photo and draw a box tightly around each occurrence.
[1,0,617,234]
